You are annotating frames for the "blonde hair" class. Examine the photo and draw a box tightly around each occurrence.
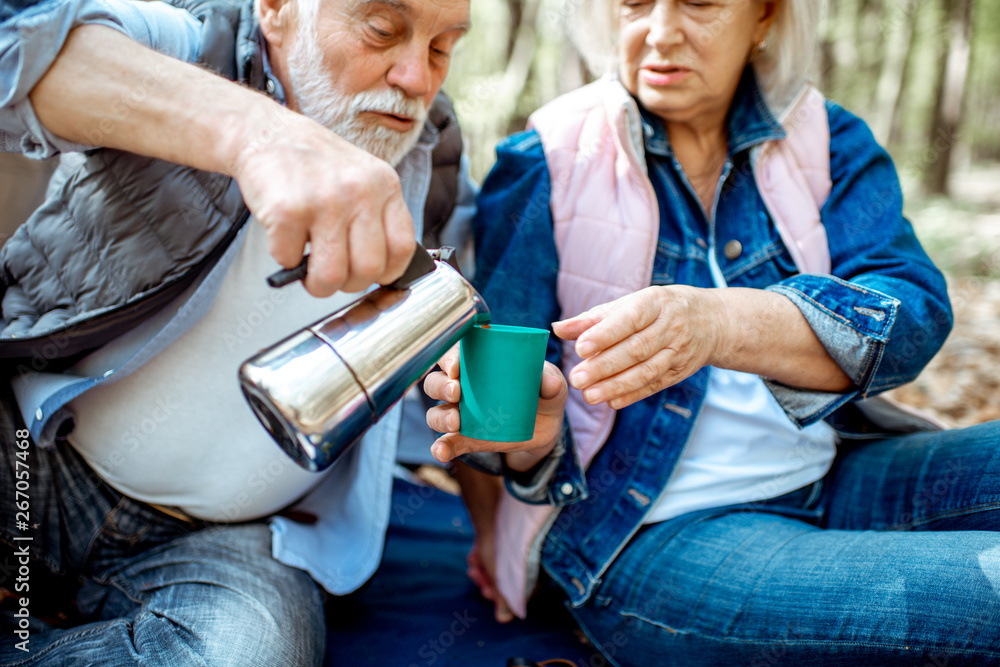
[753,0,826,108]
[567,0,826,110]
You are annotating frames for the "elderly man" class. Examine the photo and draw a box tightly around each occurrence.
[0,0,473,662]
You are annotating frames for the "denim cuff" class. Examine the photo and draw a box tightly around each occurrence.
[765,274,900,426]
[454,451,503,475]
[504,418,586,507]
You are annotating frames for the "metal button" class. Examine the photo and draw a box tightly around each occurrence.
[560,483,575,497]
[35,407,43,421]
[265,78,276,95]
[724,240,743,260]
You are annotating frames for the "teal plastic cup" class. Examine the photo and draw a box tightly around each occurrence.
[459,324,550,442]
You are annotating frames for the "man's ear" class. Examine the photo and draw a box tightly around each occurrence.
[259,0,295,48]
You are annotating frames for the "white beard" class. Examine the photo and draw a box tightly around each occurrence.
[285,20,427,167]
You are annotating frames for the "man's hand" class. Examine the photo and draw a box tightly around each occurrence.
[28,25,415,298]
[423,346,568,472]
[233,114,415,296]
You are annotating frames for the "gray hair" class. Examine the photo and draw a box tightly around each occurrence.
[567,0,826,111]
[753,0,826,109]
[253,0,322,37]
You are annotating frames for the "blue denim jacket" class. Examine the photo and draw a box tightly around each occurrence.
[472,69,952,607]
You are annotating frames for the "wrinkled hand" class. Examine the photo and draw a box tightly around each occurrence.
[423,346,568,472]
[553,285,726,410]
[233,112,415,297]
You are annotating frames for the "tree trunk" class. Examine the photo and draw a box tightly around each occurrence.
[505,0,523,62]
[887,4,921,148]
[873,2,918,144]
[923,0,974,196]
[498,0,540,135]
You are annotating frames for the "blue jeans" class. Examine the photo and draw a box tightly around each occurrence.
[0,386,325,666]
[568,421,1000,666]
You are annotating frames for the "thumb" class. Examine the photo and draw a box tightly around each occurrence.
[539,363,566,401]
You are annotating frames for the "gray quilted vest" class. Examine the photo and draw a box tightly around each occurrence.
[0,0,462,368]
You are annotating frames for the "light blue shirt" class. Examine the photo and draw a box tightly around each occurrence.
[0,0,477,594]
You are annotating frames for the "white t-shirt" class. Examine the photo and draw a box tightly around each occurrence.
[67,222,367,521]
[642,240,837,524]
[642,366,836,524]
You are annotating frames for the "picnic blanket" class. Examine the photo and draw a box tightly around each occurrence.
[324,476,598,666]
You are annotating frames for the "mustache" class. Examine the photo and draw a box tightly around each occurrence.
[348,88,427,122]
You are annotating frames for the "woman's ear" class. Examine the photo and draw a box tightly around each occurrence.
[755,0,782,43]
[259,0,295,48]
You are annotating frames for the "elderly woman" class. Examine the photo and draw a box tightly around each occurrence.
[424,0,1000,664]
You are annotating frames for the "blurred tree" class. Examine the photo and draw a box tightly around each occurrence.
[923,0,974,195]
[446,0,998,187]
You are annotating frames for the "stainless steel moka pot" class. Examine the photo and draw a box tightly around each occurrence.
[239,245,490,472]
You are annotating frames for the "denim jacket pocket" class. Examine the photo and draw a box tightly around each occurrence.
[650,239,683,286]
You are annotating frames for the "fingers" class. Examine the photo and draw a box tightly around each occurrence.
[576,347,686,407]
[380,190,416,285]
[341,209,388,294]
[429,432,521,463]
[438,345,461,379]
[423,370,460,404]
[262,207,310,272]
[568,327,663,392]
[537,362,569,415]
[574,297,658,361]
[426,403,460,434]
[239,117,418,298]
[304,225,349,297]
[552,304,609,344]
[539,364,565,401]
[493,595,515,623]
[554,293,658,363]
[466,550,513,623]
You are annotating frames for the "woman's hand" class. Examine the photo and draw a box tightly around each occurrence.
[452,465,515,623]
[554,285,854,408]
[423,346,568,472]
[553,285,727,410]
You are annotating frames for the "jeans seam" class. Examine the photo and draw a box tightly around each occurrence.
[1,622,120,666]
[619,610,684,634]
[79,498,126,575]
[907,499,1000,528]
[608,616,1000,658]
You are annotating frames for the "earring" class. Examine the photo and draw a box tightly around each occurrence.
[749,38,768,61]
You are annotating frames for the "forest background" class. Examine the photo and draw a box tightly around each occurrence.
[441,0,1000,427]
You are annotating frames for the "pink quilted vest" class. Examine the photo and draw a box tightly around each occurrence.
[493,77,833,618]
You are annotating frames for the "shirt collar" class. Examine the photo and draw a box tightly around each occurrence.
[639,66,786,159]
[257,28,288,105]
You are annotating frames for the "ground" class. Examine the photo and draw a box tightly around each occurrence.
[887,164,1000,428]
